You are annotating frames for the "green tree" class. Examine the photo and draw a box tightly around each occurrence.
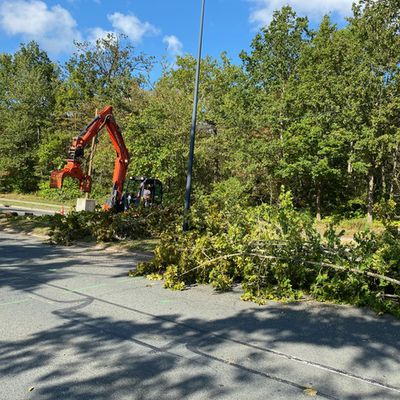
[126,54,250,203]
[61,33,153,115]
[0,41,57,192]
[43,34,154,199]
[238,6,312,204]
[346,0,400,221]
[240,6,311,135]
[280,16,350,219]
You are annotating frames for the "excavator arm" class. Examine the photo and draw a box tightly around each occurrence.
[50,105,130,209]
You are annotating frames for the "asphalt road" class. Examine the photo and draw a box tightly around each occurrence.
[0,231,399,400]
[0,205,56,216]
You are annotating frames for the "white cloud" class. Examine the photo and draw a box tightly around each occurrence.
[87,27,116,43]
[0,0,81,54]
[108,12,159,43]
[163,35,183,57]
[249,0,354,27]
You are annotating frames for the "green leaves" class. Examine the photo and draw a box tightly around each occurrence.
[134,190,400,316]
[64,33,154,106]
[0,41,57,193]
[1,2,400,224]
[47,205,178,246]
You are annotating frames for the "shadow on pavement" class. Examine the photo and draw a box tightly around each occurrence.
[0,235,143,292]
[0,233,399,399]
[0,293,399,399]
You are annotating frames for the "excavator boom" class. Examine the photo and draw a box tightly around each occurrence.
[50,105,130,209]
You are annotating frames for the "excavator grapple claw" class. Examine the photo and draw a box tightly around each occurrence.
[50,170,65,189]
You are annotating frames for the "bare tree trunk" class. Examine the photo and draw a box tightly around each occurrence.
[390,144,399,199]
[316,184,321,222]
[347,141,353,174]
[367,172,374,223]
[381,164,386,197]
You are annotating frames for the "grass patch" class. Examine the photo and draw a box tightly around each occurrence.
[95,238,159,253]
[315,217,386,240]
[0,192,74,205]
[117,238,159,252]
[0,193,73,212]
[1,200,62,211]
[0,214,51,237]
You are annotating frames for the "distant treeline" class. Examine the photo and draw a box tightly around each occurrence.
[0,0,399,220]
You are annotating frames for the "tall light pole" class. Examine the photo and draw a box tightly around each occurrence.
[183,0,206,231]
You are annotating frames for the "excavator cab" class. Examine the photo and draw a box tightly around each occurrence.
[124,177,163,209]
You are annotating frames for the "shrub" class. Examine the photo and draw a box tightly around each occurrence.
[47,205,179,245]
[133,191,400,316]
[38,176,82,201]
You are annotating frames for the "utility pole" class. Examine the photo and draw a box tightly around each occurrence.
[183,0,206,231]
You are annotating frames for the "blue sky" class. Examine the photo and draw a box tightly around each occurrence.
[0,0,355,80]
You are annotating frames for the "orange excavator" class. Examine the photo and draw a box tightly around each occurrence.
[50,105,130,211]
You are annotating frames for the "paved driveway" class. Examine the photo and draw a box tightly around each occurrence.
[0,231,399,400]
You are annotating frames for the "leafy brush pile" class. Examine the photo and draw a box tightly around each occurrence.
[47,205,178,245]
[133,192,400,316]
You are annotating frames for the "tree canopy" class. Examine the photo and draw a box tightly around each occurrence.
[1,1,399,220]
